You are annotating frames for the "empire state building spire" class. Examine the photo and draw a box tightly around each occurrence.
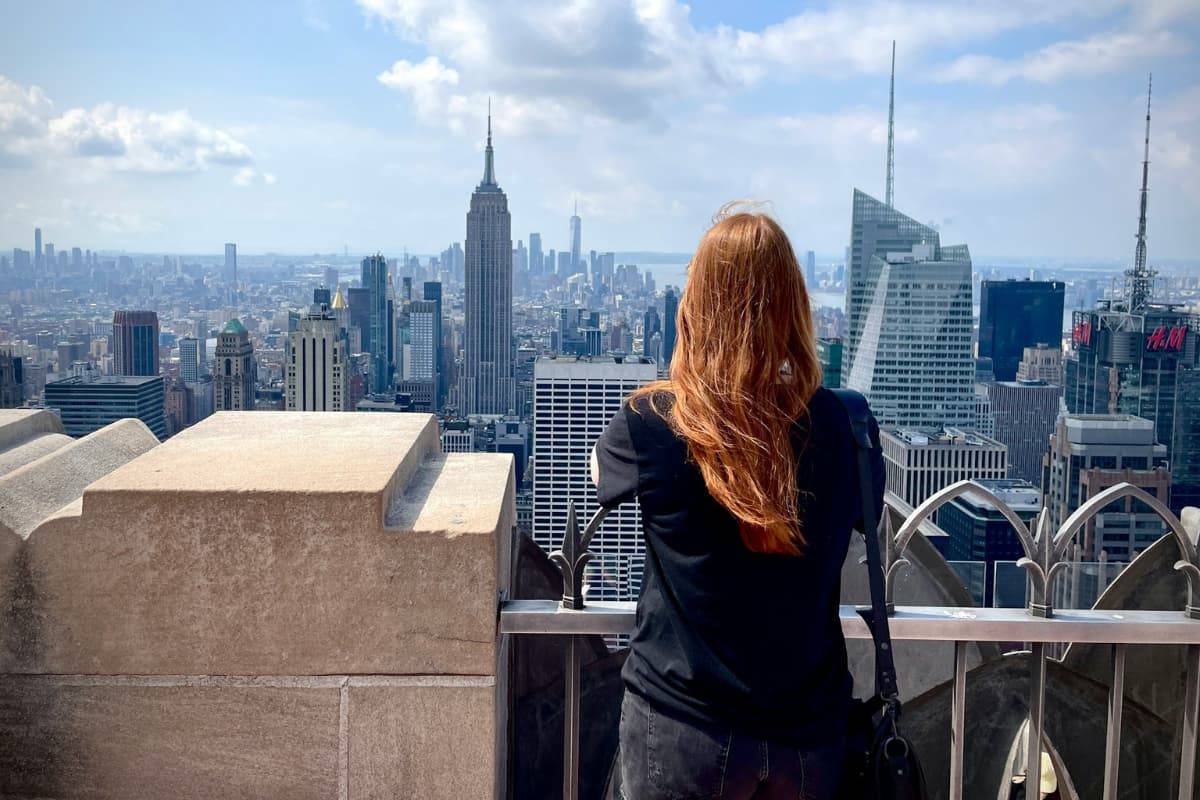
[481,98,497,188]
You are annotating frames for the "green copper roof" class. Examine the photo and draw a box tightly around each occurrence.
[222,318,247,334]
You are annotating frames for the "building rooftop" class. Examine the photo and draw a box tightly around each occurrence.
[885,426,1004,448]
[221,317,247,335]
[46,373,163,387]
[958,478,1043,514]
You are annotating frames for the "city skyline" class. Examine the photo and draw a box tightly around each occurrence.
[0,2,1198,261]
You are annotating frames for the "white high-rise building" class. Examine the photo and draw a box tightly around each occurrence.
[286,307,350,412]
[881,427,1008,509]
[845,238,975,429]
[532,356,655,605]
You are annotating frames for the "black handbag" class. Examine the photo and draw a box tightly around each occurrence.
[832,389,928,800]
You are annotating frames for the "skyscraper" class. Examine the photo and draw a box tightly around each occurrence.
[817,338,843,389]
[978,280,1066,381]
[44,373,167,439]
[361,253,391,395]
[1063,76,1200,513]
[459,107,514,416]
[569,199,582,274]
[224,243,237,306]
[844,237,975,429]
[213,318,255,411]
[642,307,660,359]
[805,250,816,287]
[1042,414,1170,561]
[179,337,205,384]
[844,189,942,376]
[529,233,543,278]
[286,305,350,412]
[533,356,656,606]
[34,227,42,273]
[112,310,160,377]
[423,281,444,408]
[399,299,439,412]
[662,288,678,371]
[0,349,23,408]
[989,379,1063,484]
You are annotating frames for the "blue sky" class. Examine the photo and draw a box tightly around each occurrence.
[1,0,1198,262]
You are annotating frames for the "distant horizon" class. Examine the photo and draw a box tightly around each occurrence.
[13,244,1195,273]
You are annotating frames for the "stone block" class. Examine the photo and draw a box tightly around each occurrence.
[2,412,514,677]
[348,677,496,800]
[0,676,340,799]
[0,418,158,539]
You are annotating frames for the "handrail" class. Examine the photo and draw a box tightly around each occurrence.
[522,488,1200,800]
[500,599,1200,645]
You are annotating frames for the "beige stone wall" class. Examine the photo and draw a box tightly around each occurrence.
[0,411,513,799]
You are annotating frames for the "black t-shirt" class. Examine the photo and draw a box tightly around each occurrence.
[594,386,885,748]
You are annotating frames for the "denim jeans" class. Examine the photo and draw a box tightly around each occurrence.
[618,691,844,800]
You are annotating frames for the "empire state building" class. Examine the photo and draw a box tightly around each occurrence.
[459,108,515,416]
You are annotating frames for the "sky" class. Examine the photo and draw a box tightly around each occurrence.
[1,0,1198,262]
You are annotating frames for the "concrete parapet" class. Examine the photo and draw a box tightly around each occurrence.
[0,411,514,798]
[0,418,159,539]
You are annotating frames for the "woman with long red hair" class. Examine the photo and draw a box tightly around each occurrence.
[593,204,884,799]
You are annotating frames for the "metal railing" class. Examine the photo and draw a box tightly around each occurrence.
[498,480,1200,800]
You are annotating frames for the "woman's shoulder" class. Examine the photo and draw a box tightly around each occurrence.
[802,386,853,439]
[625,386,674,420]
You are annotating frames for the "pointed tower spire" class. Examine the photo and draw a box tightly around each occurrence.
[885,40,896,208]
[1126,73,1155,311]
[481,97,496,187]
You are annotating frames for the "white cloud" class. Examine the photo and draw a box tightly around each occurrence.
[362,0,1138,132]
[0,75,257,175]
[936,30,1185,84]
[233,166,277,187]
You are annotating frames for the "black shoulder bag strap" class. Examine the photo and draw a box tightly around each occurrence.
[831,388,899,703]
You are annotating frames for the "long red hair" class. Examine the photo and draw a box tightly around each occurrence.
[632,204,822,555]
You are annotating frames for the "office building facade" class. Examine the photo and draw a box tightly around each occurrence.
[844,189,942,373]
[845,239,975,429]
[818,338,843,389]
[360,254,391,395]
[1065,303,1198,512]
[979,280,1066,382]
[533,357,656,605]
[179,337,205,384]
[936,478,1041,606]
[1016,344,1063,384]
[286,306,350,412]
[45,373,167,439]
[1042,414,1171,561]
[989,379,1063,484]
[112,310,160,377]
[0,350,23,408]
[662,288,678,372]
[881,427,1008,509]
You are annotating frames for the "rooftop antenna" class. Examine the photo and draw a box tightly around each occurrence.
[885,40,896,208]
[1125,73,1155,311]
[481,97,496,186]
